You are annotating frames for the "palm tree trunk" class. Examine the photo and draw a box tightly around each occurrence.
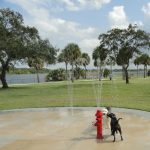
[65,63,68,80]
[97,66,99,79]
[99,63,101,81]
[84,65,87,79]
[137,65,138,77]
[146,65,147,77]
[144,65,146,78]
[71,65,74,82]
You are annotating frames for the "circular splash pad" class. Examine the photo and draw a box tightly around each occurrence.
[0,108,150,150]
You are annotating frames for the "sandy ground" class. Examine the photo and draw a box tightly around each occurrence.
[0,108,150,150]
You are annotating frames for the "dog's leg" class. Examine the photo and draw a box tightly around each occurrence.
[113,134,115,142]
[110,123,113,135]
[118,128,123,141]
[112,131,116,142]
[111,128,113,135]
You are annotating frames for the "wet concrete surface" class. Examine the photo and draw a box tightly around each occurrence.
[0,107,150,150]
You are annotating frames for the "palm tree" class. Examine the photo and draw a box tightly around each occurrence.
[64,43,81,82]
[58,48,70,80]
[139,54,150,78]
[81,53,90,79]
[134,57,140,77]
[92,46,108,80]
[27,57,44,83]
[27,39,57,83]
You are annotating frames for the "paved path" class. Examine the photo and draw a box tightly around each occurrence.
[0,108,150,150]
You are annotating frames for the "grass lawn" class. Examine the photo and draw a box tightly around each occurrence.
[0,77,150,111]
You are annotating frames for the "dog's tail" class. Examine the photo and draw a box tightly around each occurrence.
[117,118,123,122]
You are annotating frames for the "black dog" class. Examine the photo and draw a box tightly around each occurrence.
[107,113,123,142]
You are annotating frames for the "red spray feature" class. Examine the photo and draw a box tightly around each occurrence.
[94,110,103,139]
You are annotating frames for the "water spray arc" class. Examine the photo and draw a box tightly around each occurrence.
[67,70,74,115]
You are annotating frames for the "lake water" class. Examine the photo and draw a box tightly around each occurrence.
[6,74,47,84]
[0,70,146,85]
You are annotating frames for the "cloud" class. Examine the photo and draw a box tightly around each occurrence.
[79,38,99,54]
[108,5,143,29]
[142,2,150,17]
[108,6,129,29]
[6,0,100,51]
[7,0,112,12]
[61,0,80,11]
[6,0,110,68]
[77,0,111,10]
[133,21,143,27]
[34,17,99,47]
[60,0,112,11]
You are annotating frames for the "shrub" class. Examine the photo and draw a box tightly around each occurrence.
[46,69,65,81]
[74,67,84,79]
[103,68,110,78]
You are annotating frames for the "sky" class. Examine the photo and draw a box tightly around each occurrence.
[0,0,150,69]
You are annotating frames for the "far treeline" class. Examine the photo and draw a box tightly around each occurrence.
[0,8,150,88]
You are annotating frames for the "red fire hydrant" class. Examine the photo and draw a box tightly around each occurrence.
[94,110,103,139]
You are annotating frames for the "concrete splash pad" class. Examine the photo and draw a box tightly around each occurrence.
[0,108,150,150]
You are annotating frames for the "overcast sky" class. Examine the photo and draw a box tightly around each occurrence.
[1,0,150,69]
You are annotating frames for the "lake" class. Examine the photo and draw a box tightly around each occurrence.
[6,74,47,84]
[0,70,146,85]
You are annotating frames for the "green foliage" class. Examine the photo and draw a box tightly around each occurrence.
[138,53,150,65]
[65,43,81,65]
[92,46,108,66]
[81,53,90,78]
[63,43,81,82]
[98,24,150,84]
[0,8,39,88]
[0,8,57,88]
[8,68,49,74]
[134,57,141,66]
[81,53,90,67]
[138,53,150,78]
[28,57,44,70]
[46,69,65,81]
[74,67,84,79]
[103,68,110,78]
[0,8,39,61]
[58,48,70,65]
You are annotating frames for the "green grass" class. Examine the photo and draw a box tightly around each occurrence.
[0,77,150,111]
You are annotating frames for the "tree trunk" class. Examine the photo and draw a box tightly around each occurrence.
[36,69,40,83]
[110,63,112,74]
[137,65,138,77]
[122,66,125,80]
[0,66,8,88]
[65,63,68,80]
[144,65,146,78]
[146,65,147,77]
[124,67,129,84]
[97,66,99,79]
[71,65,74,82]
[84,65,87,79]
[99,64,101,81]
